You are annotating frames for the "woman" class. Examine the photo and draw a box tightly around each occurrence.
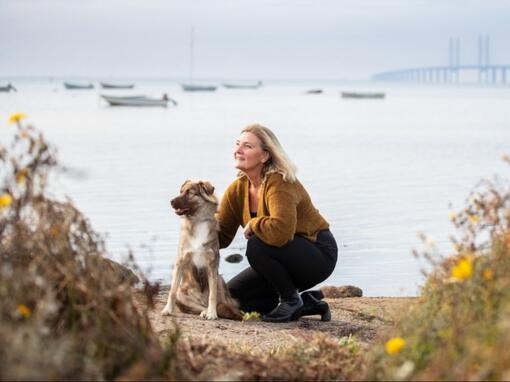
[217,124,338,323]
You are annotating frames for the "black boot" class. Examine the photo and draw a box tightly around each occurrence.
[301,289,325,301]
[300,291,331,322]
[262,292,304,323]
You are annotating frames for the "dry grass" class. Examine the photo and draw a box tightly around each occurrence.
[365,160,510,381]
[0,118,173,380]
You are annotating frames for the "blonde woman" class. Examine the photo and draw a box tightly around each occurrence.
[217,124,338,322]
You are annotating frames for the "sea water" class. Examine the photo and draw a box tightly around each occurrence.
[1,79,509,296]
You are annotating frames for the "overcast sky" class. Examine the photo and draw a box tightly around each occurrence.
[1,0,510,80]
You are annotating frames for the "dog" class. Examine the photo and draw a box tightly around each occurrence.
[161,180,242,320]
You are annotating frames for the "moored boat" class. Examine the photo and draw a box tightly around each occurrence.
[0,83,17,92]
[181,84,217,92]
[64,82,94,90]
[341,91,385,99]
[306,89,323,94]
[222,81,262,89]
[100,82,135,89]
[100,94,177,107]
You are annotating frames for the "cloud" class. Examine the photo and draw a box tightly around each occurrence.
[1,0,509,79]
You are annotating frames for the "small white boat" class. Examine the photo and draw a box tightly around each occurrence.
[341,91,385,99]
[100,94,177,107]
[0,83,17,92]
[100,82,135,89]
[181,84,217,92]
[222,81,262,89]
[64,82,94,90]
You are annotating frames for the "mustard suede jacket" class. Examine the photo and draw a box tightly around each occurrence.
[217,172,329,248]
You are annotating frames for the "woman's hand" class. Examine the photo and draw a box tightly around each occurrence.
[243,222,254,239]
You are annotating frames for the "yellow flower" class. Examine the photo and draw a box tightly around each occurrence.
[483,268,494,281]
[8,112,27,124]
[17,304,31,318]
[385,337,406,355]
[49,224,61,237]
[15,169,29,184]
[0,193,13,209]
[448,211,457,221]
[451,256,473,281]
[468,214,480,225]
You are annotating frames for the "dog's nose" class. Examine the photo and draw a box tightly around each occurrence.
[170,198,176,208]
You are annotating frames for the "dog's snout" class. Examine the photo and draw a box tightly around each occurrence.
[170,195,188,212]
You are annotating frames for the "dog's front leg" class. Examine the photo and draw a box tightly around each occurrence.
[200,268,219,320]
[161,262,182,316]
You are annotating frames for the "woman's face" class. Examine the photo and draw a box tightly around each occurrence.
[234,132,270,175]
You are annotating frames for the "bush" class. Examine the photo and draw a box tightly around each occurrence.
[366,160,510,380]
[0,115,169,380]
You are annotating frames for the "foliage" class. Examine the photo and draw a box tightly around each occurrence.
[0,115,172,380]
[262,332,364,380]
[168,331,364,381]
[241,310,262,322]
[365,161,510,380]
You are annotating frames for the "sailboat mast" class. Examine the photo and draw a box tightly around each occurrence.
[189,25,194,82]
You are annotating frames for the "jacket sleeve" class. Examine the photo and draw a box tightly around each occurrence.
[216,186,241,249]
[249,180,298,247]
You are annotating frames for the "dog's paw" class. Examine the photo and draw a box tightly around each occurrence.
[161,303,174,316]
[200,309,218,320]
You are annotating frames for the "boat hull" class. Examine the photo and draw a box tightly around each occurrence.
[64,82,94,90]
[222,81,262,89]
[100,95,169,107]
[181,84,217,92]
[0,84,16,92]
[100,82,135,89]
[341,91,385,99]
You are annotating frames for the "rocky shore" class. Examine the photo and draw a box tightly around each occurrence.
[146,286,411,347]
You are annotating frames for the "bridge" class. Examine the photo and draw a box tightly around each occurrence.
[372,64,510,84]
[372,35,510,85]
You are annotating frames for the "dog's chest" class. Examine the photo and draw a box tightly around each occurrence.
[181,221,214,268]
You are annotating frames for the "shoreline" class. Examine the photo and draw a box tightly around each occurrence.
[143,285,416,355]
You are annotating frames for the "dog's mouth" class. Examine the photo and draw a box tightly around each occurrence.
[174,207,191,216]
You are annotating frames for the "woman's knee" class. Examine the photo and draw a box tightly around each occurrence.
[245,235,271,264]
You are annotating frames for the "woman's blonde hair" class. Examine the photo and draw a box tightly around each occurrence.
[239,123,297,183]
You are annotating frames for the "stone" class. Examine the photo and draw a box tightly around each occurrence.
[320,285,363,298]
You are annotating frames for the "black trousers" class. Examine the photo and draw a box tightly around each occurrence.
[227,229,338,314]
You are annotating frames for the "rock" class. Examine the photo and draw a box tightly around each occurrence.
[320,285,363,298]
[102,257,140,285]
[224,253,244,263]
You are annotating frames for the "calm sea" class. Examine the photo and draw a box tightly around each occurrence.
[1,79,510,296]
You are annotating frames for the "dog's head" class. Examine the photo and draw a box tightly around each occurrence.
[170,180,218,216]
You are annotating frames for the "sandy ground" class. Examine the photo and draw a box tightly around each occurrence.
[145,286,416,354]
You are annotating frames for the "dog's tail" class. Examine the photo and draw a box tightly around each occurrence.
[217,301,243,321]
[217,278,243,320]
[175,288,207,315]
[176,287,242,320]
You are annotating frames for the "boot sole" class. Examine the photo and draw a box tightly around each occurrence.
[262,307,304,323]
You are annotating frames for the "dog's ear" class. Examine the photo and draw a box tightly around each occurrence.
[180,179,191,192]
[199,181,215,195]
[198,181,217,203]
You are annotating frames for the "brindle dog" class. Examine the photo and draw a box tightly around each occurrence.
[161,180,241,320]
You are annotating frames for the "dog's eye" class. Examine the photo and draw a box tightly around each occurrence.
[185,189,197,197]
